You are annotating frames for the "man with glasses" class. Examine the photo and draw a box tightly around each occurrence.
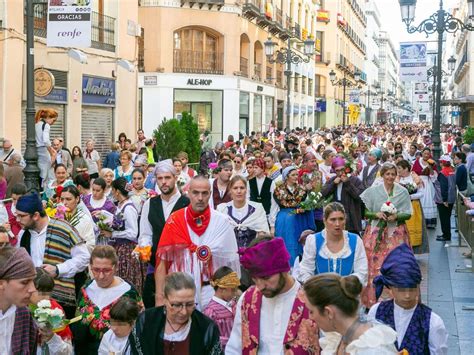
[154,176,239,310]
[16,193,89,318]
[231,154,247,178]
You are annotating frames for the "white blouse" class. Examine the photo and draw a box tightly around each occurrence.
[298,230,368,286]
[86,278,131,310]
[98,329,131,355]
[112,201,138,242]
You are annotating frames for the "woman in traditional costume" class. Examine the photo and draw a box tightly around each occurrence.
[360,162,412,308]
[396,159,428,253]
[129,168,154,216]
[303,274,398,354]
[73,246,142,354]
[129,272,222,354]
[114,150,134,183]
[42,163,74,202]
[298,202,368,286]
[411,147,438,228]
[217,175,269,248]
[99,168,115,202]
[274,166,316,265]
[103,177,144,292]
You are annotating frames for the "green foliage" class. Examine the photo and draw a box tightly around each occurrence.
[463,127,474,145]
[153,118,187,160]
[179,111,201,163]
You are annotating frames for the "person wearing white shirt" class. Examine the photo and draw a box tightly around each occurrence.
[138,160,189,308]
[369,243,448,355]
[35,109,57,186]
[226,237,319,354]
[319,150,336,184]
[15,193,90,318]
[298,202,368,286]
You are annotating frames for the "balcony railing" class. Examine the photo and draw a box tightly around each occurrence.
[26,3,116,52]
[266,65,272,81]
[254,63,262,80]
[276,70,283,87]
[173,49,224,74]
[240,57,249,77]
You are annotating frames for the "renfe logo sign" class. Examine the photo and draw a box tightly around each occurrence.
[82,76,116,106]
[47,1,92,48]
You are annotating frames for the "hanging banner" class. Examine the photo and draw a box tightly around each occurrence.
[47,0,92,48]
[349,89,360,104]
[399,42,427,82]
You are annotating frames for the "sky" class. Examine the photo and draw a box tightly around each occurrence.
[377,0,459,50]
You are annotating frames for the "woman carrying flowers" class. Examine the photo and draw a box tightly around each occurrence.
[360,162,412,308]
[274,165,316,265]
[129,168,156,217]
[72,246,142,354]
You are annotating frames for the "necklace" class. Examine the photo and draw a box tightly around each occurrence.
[166,317,188,334]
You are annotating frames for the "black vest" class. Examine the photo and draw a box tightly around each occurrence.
[148,195,189,266]
[20,230,32,254]
[249,177,272,215]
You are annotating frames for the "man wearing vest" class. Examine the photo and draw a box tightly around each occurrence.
[248,158,275,220]
[209,159,233,209]
[16,193,90,318]
[226,236,320,354]
[139,159,189,308]
[369,243,448,354]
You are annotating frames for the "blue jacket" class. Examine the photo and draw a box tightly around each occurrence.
[455,164,468,192]
[103,151,120,170]
[438,172,456,204]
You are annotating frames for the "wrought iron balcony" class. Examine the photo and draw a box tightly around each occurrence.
[242,0,263,20]
[25,3,116,52]
[173,49,224,75]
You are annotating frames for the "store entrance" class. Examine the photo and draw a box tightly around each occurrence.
[191,102,212,132]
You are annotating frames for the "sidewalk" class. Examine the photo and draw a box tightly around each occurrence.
[418,226,474,355]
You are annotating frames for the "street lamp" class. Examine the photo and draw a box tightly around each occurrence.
[329,69,361,127]
[399,0,474,162]
[265,34,314,130]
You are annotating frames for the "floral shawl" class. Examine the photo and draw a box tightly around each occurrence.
[273,183,307,208]
[77,280,143,339]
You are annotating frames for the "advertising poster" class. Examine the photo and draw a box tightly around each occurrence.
[400,42,427,82]
[47,0,92,48]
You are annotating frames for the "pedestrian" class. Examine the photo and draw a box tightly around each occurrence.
[84,140,102,179]
[436,155,456,242]
[209,159,233,209]
[4,153,24,198]
[41,164,74,202]
[51,138,73,176]
[369,243,448,354]
[71,146,89,178]
[114,150,134,183]
[117,132,128,150]
[35,108,57,187]
[453,152,468,194]
[103,142,121,170]
[99,168,115,201]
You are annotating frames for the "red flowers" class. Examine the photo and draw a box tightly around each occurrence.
[55,185,64,197]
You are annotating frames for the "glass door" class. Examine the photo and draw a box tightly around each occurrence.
[191,102,212,132]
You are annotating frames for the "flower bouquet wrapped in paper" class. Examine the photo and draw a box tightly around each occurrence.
[29,300,81,333]
[374,201,398,252]
[292,192,332,214]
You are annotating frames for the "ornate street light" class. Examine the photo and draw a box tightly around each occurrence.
[448,55,457,72]
[329,69,361,127]
[399,0,474,163]
[266,34,315,130]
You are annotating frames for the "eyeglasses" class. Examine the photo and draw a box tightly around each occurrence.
[233,160,242,164]
[168,302,197,311]
[15,213,31,219]
[91,267,114,275]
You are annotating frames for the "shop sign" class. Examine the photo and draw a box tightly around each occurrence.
[144,75,158,85]
[187,79,213,86]
[317,10,330,23]
[34,68,55,97]
[315,100,326,112]
[47,0,92,48]
[82,75,116,106]
[257,85,264,92]
[36,88,67,104]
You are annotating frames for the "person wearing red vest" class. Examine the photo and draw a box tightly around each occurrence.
[226,236,320,354]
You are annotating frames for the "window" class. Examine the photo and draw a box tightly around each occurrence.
[173,27,223,74]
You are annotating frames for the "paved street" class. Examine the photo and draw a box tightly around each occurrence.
[419,222,474,355]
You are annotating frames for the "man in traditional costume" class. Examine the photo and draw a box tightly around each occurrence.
[369,243,448,354]
[361,148,382,189]
[155,176,240,310]
[248,158,276,223]
[226,237,320,355]
[139,159,190,308]
[209,159,233,209]
[16,193,90,318]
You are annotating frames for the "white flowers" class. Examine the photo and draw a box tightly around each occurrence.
[31,299,65,330]
[380,201,397,215]
[37,300,52,308]
[177,175,187,187]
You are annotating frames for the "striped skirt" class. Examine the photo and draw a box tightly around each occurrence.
[109,239,144,294]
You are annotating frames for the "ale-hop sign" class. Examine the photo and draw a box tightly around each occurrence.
[47,0,92,48]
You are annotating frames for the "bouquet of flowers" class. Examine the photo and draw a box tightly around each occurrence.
[132,245,152,262]
[96,210,125,233]
[401,182,418,195]
[293,192,332,214]
[53,203,81,227]
[29,300,81,333]
[208,162,218,176]
[375,201,398,252]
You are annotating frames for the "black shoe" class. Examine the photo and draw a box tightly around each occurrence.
[436,236,451,241]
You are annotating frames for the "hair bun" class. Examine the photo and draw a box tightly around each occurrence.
[339,275,362,300]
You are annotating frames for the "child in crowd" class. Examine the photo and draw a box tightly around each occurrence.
[30,267,73,354]
[98,297,140,355]
[144,163,156,190]
[203,266,241,351]
[369,243,448,354]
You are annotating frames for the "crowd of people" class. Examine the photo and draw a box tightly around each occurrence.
[1,109,473,354]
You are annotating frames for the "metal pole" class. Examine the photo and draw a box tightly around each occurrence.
[367,88,371,124]
[23,0,40,193]
[285,35,291,131]
[342,73,346,128]
[432,3,444,163]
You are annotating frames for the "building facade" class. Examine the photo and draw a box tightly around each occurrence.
[0,0,139,157]
[138,0,318,144]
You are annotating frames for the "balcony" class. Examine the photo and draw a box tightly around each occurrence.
[181,0,225,11]
[26,3,116,52]
[240,57,249,77]
[279,15,292,40]
[173,49,224,74]
[269,7,284,35]
[294,22,301,40]
[266,65,273,82]
[276,70,283,87]
[242,0,263,20]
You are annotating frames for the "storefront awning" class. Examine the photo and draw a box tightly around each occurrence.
[441,96,474,106]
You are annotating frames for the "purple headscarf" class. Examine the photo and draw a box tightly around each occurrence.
[239,238,290,278]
